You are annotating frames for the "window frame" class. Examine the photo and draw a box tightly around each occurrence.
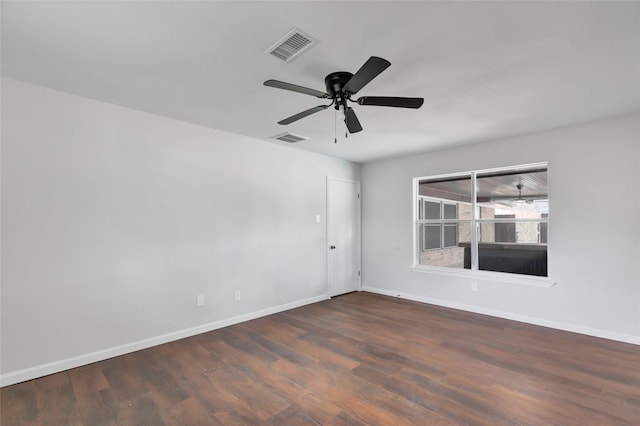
[411,162,555,287]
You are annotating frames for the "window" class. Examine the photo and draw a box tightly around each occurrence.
[418,199,458,251]
[414,164,549,279]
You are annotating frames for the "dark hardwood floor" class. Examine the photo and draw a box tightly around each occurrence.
[2,292,639,425]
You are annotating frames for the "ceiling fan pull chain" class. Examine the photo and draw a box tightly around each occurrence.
[343,103,348,139]
[345,117,348,139]
[334,109,337,143]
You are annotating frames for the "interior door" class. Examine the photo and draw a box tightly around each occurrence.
[327,177,361,297]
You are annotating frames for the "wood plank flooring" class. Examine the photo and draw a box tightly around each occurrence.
[2,292,639,425]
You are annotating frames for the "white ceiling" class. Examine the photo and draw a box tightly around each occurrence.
[2,1,639,163]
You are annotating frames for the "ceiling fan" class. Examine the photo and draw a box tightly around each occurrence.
[512,183,534,204]
[488,184,547,205]
[264,56,424,134]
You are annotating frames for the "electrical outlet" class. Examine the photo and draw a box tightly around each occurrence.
[197,294,205,306]
[234,290,241,302]
[471,282,478,292]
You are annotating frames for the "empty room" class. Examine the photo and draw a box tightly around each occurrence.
[1,1,639,424]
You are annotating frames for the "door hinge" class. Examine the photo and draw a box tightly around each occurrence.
[358,270,361,276]
[357,193,360,199]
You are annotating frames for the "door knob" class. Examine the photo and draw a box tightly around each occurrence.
[330,245,336,250]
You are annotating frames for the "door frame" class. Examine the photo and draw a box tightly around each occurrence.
[326,176,362,296]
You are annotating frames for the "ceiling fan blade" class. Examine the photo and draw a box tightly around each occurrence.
[343,56,391,95]
[357,96,424,109]
[264,79,329,98]
[489,194,548,201]
[278,105,330,125]
[344,107,363,133]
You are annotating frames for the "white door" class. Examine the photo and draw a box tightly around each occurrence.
[327,177,361,297]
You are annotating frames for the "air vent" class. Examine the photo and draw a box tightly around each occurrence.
[266,27,319,63]
[271,132,308,143]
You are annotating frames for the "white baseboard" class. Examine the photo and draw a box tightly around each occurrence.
[0,294,329,388]
[362,286,640,346]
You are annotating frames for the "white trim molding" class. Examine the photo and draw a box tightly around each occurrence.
[0,294,329,388]
[362,286,640,346]
[410,265,556,287]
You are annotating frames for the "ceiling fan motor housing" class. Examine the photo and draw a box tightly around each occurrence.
[325,72,354,108]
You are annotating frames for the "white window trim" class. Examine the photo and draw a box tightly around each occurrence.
[410,264,555,287]
[412,162,555,288]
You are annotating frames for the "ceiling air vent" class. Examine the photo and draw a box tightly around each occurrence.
[271,132,308,143]
[266,27,319,63]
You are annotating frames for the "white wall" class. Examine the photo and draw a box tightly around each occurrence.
[2,77,637,388]
[0,78,360,383]
[362,113,640,343]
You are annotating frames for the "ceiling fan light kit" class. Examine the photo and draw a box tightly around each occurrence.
[264,56,424,138]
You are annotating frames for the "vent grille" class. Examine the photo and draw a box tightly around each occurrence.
[272,132,308,143]
[266,28,319,63]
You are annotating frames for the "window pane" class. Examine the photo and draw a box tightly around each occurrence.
[477,221,548,276]
[476,168,548,219]
[419,175,472,203]
[423,225,441,250]
[418,222,470,269]
[443,203,457,219]
[424,201,440,219]
[443,224,457,247]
